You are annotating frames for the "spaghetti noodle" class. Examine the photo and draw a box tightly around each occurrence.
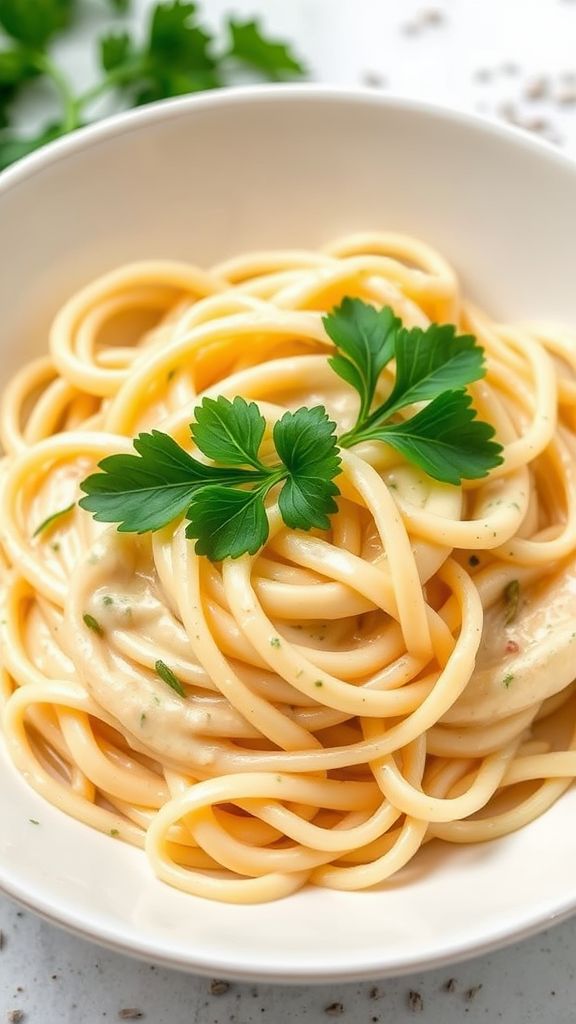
[1,232,575,904]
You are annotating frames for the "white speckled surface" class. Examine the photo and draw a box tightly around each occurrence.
[2,0,576,1019]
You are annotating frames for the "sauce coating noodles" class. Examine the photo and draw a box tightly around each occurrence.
[1,233,576,904]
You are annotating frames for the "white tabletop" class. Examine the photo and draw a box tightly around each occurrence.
[2,0,576,1020]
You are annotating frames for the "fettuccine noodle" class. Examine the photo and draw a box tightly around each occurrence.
[1,232,576,904]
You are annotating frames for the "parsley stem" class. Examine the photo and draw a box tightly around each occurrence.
[32,54,80,133]
[76,62,144,111]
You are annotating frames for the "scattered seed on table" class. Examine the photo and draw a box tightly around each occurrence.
[361,70,388,88]
[407,990,424,1012]
[442,978,456,993]
[523,115,551,133]
[369,986,380,999]
[210,980,230,995]
[465,984,483,1001]
[421,7,445,25]
[118,1011,143,1020]
[324,1003,344,1016]
[524,75,549,101]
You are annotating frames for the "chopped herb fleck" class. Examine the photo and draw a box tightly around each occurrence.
[103,595,114,606]
[51,542,61,552]
[33,502,75,537]
[503,579,520,624]
[155,659,186,697]
[110,828,119,837]
[269,637,281,648]
[83,613,103,636]
[140,712,147,727]
[503,673,514,688]
[29,818,40,825]
[314,680,323,688]
[167,368,177,382]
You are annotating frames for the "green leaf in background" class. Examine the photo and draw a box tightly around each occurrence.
[227,17,306,78]
[100,31,132,72]
[0,0,305,171]
[0,0,75,49]
[0,48,41,128]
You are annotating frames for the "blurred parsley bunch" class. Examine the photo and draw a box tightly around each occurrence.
[0,0,305,170]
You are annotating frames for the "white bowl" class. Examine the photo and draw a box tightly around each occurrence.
[1,86,576,982]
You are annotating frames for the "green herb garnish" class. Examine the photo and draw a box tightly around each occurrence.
[328,299,502,485]
[79,299,503,560]
[503,580,520,625]
[80,398,341,561]
[0,1,304,171]
[32,502,74,537]
[155,659,186,698]
[503,673,514,688]
[82,613,103,635]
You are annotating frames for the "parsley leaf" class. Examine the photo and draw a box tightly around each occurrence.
[359,390,503,485]
[185,484,271,560]
[274,407,341,530]
[0,48,40,129]
[323,299,399,423]
[100,32,132,73]
[0,0,75,48]
[227,18,305,79]
[0,0,305,170]
[104,0,221,105]
[371,322,485,422]
[79,429,260,533]
[191,395,267,468]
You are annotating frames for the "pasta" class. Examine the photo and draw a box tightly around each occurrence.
[1,231,576,905]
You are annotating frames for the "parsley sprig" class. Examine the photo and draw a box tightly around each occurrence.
[80,298,503,560]
[0,0,305,170]
[80,398,340,561]
[327,298,502,486]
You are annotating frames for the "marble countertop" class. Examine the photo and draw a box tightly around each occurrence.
[2,0,576,1020]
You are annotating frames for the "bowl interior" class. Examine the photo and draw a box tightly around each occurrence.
[1,87,576,980]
